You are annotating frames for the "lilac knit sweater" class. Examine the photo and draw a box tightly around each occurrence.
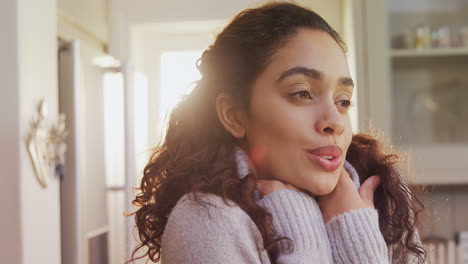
[160,149,391,263]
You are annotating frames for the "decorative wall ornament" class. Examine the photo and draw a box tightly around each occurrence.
[25,99,68,188]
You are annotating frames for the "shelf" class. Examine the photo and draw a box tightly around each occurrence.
[391,47,468,58]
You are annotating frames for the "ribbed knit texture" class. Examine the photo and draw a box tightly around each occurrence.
[161,192,271,264]
[160,149,394,263]
[256,189,333,263]
[326,207,389,264]
[161,189,392,263]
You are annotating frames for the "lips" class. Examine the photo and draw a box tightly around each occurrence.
[306,145,343,172]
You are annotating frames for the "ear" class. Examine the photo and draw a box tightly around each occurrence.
[216,93,247,139]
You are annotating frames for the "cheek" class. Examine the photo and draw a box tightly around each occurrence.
[247,106,298,159]
[343,118,353,150]
[247,90,301,146]
[246,98,306,177]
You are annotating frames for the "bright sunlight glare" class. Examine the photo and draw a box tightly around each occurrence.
[103,72,125,187]
[160,51,203,132]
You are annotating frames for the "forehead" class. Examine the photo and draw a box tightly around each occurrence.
[266,29,350,80]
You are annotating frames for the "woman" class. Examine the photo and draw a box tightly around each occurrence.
[129,2,426,263]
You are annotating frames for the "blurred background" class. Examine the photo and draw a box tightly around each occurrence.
[1,0,467,263]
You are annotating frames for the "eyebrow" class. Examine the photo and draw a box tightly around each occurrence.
[276,66,354,88]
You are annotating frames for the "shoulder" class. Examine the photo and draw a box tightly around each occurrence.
[168,192,256,227]
[161,192,268,263]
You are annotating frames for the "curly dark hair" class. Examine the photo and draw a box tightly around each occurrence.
[127,2,425,263]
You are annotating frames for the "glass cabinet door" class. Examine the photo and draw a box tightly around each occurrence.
[392,56,468,144]
[387,0,468,145]
[361,0,468,185]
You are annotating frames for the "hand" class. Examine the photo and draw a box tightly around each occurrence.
[256,179,302,197]
[317,168,381,223]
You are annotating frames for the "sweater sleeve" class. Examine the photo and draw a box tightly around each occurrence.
[325,207,389,264]
[161,193,269,264]
[256,189,333,264]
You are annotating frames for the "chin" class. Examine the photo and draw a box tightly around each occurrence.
[303,173,339,196]
[310,184,335,196]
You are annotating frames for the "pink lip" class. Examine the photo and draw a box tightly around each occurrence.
[306,145,343,172]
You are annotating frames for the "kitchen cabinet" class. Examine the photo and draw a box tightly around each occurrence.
[355,0,468,185]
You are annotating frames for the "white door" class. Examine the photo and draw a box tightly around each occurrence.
[58,39,84,264]
[59,39,112,264]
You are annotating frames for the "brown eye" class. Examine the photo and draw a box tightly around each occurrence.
[291,90,312,100]
[337,100,351,108]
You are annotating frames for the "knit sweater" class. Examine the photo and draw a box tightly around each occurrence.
[160,148,392,263]
[161,188,391,263]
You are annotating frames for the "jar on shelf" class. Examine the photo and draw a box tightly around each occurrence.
[460,26,468,47]
[435,26,451,48]
[415,24,432,49]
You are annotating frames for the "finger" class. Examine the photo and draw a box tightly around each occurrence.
[334,168,355,192]
[332,169,346,189]
[358,175,381,202]
[255,180,270,196]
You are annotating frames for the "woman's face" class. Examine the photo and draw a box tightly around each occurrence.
[245,28,354,196]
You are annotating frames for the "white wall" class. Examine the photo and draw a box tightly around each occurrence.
[298,0,343,35]
[18,0,61,262]
[111,0,344,62]
[57,0,109,44]
[0,0,61,263]
[109,0,130,63]
[0,1,22,263]
[115,0,342,32]
[113,0,256,24]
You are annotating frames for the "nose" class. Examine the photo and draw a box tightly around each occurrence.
[315,101,345,135]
